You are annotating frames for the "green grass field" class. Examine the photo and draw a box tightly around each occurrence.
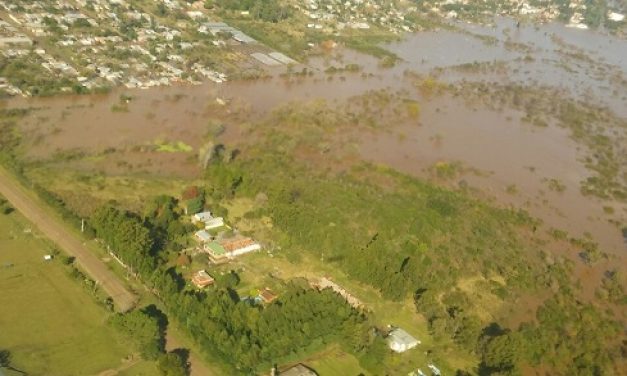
[305,344,367,376]
[0,212,155,376]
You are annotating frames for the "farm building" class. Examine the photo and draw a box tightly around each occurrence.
[279,363,317,376]
[387,328,420,353]
[191,211,224,230]
[191,270,214,288]
[194,229,211,243]
[203,237,261,263]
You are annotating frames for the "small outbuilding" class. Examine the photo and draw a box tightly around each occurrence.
[258,287,278,304]
[191,270,214,289]
[387,328,420,353]
[279,363,317,376]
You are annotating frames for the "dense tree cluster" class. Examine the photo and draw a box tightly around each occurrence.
[155,276,369,371]
[90,205,156,274]
[157,351,188,376]
[109,305,167,360]
[144,195,192,254]
[205,155,536,304]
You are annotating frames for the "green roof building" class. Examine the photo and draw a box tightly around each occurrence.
[206,241,226,256]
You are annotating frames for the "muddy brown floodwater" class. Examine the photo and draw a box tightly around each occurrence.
[3,17,625,281]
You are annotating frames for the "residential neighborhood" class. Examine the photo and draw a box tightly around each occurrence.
[0,0,301,96]
[1,0,624,97]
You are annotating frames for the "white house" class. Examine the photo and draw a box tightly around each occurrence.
[191,211,213,224]
[387,328,420,353]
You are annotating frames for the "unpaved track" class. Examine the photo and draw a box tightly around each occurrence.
[0,166,219,374]
[0,166,137,312]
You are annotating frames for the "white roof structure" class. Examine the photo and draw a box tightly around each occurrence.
[204,217,224,230]
[387,328,420,353]
[194,230,211,243]
[192,211,213,223]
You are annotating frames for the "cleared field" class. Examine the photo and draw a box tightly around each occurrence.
[0,212,152,376]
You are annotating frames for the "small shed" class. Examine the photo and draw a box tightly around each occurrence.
[258,287,278,303]
[191,270,215,289]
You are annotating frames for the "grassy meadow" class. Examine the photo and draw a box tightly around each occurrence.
[0,211,156,376]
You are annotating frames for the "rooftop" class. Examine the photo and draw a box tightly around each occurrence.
[388,328,419,346]
[280,364,318,376]
[194,230,211,242]
[206,241,226,256]
[191,270,214,288]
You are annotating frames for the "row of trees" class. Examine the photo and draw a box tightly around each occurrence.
[90,205,156,275]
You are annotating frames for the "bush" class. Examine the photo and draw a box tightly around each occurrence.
[158,352,188,376]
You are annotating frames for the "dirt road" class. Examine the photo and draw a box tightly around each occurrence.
[0,166,220,374]
[0,166,137,312]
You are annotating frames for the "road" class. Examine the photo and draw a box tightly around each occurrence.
[0,166,219,375]
[0,166,137,312]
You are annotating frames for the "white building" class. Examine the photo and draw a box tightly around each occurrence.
[387,328,420,353]
[204,217,224,230]
[194,229,211,243]
[608,12,625,22]
[192,211,213,224]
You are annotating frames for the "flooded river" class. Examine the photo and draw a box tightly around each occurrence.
[3,17,626,263]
